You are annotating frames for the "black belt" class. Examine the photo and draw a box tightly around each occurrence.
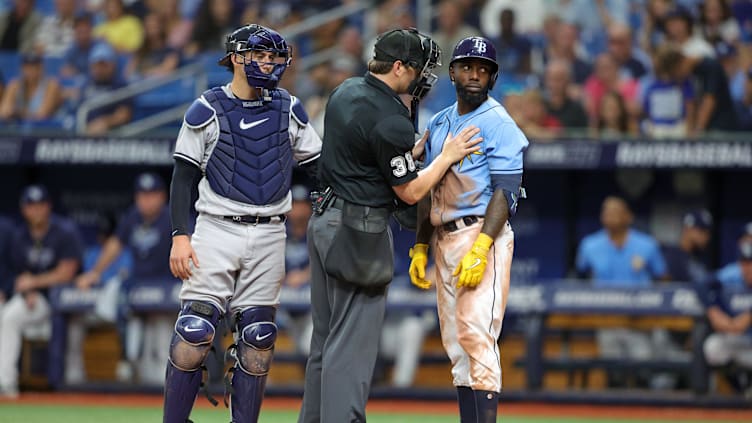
[223,214,286,225]
[329,196,346,210]
[442,215,480,232]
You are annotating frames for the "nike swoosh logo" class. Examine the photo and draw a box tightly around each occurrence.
[239,117,269,130]
[184,327,202,333]
[466,258,482,269]
[256,332,272,341]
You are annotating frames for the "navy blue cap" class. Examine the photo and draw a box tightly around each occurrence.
[682,209,712,230]
[20,184,50,204]
[739,239,752,261]
[665,5,693,24]
[134,172,165,192]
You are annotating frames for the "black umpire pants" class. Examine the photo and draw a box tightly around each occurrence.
[298,205,388,423]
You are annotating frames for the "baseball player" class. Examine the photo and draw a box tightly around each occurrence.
[408,37,528,423]
[163,24,321,423]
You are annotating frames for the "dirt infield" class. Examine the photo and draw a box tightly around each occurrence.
[4,392,752,422]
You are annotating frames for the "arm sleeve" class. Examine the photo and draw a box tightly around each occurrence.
[170,158,202,236]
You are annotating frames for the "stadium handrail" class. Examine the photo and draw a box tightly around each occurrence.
[74,62,208,135]
[277,1,370,40]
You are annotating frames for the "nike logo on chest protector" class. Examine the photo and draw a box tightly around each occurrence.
[239,117,269,130]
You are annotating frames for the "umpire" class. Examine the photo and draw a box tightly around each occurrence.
[298,28,482,423]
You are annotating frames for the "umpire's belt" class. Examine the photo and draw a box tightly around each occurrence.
[442,215,481,232]
[223,214,286,225]
[329,196,391,225]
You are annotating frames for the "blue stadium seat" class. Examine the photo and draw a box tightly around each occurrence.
[134,78,196,109]
[43,56,65,76]
[197,51,231,87]
[35,0,56,16]
[0,50,20,81]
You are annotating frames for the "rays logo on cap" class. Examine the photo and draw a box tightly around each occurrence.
[139,174,156,190]
[473,38,487,53]
[28,187,44,202]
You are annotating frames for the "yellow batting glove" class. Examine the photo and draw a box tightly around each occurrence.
[453,233,493,289]
[409,243,431,289]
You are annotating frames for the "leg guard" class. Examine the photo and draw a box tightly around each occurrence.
[474,390,499,423]
[456,386,476,423]
[163,301,221,423]
[230,306,277,423]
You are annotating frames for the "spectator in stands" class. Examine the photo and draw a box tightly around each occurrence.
[686,54,739,133]
[431,0,481,75]
[545,21,593,86]
[494,8,532,76]
[60,12,97,79]
[640,0,672,54]
[0,185,83,399]
[76,42,132,135]
[714,40,745,104]
[715,222,752,286]
[595,90,637,137]
[184,0,236,57]
[33,0,78,58]
[278,185,314,357]
[93,0,144,53]
[698,0,742,46]
[64,214,132,385]
[663,5,716,59]
[124,12,180,81]
[576,196,668,388]
[0,0,43,53]
[699,238,752,394]
[0,52,63,125]
[149,0,193,51]
[542,58,589,132]
[516,89,563,141]
[73,172,175,385]
[607,22,652,80]
[661,209,713,283]
[734,70,752,131]
[641,44,696,139]
[555,0,631,59]
[584,53,640,131]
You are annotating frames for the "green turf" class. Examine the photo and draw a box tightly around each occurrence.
[0,404,732,423]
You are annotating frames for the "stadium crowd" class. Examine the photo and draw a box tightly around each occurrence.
[1,0,752,401]
[1,0,752,138]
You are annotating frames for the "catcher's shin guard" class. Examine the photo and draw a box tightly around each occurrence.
[230,306,277,423]
[163,301,221,423]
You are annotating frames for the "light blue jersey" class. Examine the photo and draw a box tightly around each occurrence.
[576,229,667,287]
[424,97,528,225]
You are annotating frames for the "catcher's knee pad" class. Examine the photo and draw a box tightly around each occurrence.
[235,306,277,376]
[169,301,221,371]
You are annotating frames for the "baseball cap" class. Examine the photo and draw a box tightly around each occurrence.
[20,185,50,205]
[89,43,117,65]
[682,209,713,230]
[373,28,425,68]
[134,172,165,192]
[739,239,752,261]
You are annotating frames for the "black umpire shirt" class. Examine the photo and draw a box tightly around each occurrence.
[319,72,419,208]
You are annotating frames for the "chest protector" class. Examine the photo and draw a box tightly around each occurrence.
[204,87,292,205]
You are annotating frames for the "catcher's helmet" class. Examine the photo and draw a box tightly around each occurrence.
[449,36,499,89]
[219,24,291,90]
